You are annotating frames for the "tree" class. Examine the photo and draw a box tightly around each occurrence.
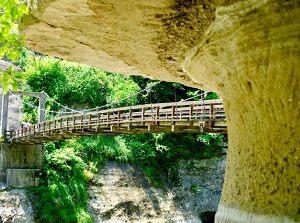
[0,0,28,93]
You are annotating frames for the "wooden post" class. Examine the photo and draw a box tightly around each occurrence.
[66,117,69,131]
[107,112,110,125]
[60,118,63,130]
[129,108,132,121]
[89,114,92,129]
[98,113,101,124]
[189,104,194,126]
[72,114,76,128]
[189,104,194,119]
[156,106,160,124]
[33,125,36,136]
[210,103,214,120]
[172,106,175,122]
[117,110,121,127]
[141,107,145,125]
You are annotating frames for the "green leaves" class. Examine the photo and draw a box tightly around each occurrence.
[0,65,24,93]
[197,133,224,158]
[32,146,93,223]
[0,0,28,92]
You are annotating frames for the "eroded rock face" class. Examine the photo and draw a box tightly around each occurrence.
[21,0,236,88]
[87,158,225,223]
[0,188,36,223]
[184,1,300,222]
[20,0,300,222]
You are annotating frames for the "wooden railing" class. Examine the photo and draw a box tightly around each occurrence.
[8,99,226,144]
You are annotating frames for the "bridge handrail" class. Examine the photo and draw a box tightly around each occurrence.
[11,99,225,142]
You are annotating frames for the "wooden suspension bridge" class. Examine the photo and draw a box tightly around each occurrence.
[5,99,226,144]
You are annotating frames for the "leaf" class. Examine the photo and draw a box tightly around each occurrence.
[0,32,5,43]
[11,78,19,92]
[18,4,28,16]
[11,6,18,21]
[8,65,14,73]
[0,46,7,59]
[13,72,24,79]
[2,80,9,94]
[6,50,19,61]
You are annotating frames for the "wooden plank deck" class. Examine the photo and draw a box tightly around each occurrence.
[7,99,227,144]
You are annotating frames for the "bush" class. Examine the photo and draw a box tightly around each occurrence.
[32,146,92,223]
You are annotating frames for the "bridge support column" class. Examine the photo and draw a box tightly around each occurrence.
[184,0,300,222]
[0,93,9,136]
[0,143,43,187]
[38,92,46,123]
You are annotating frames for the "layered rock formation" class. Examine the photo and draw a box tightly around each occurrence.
[0,187,35,223]
[20,0,300,222]
[88,158,226,223]
[0,158,225,223]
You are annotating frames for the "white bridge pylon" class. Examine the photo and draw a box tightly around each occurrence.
[0,90,46,136]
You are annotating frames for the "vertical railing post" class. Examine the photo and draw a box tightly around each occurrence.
[210,103,214,120]
[128,108,132,128]
[98,112,101,124]
[66,117,69,131]
[72,110,75,129]
[48,121,51,133]
[189,104,194,119]
[117,110,121,127]
[107,112,110,125]
[142,107,145,125]
[156,106,160,124]
[89,114,92,129]
[82,109,86,126]
[189,104,194,126]
[60,118,63,131]
[33,125,36,137]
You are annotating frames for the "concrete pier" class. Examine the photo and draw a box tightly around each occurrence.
[0,143,43,187]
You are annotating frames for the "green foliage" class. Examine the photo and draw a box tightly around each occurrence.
[123,132,217,187]
[61,135,132,165]
[22,54,68,100]
[105,75,140,107]
[205,92,220,100]
[19,50,141,122]
[0,64,24,93]
[191,185,200,194]
[32,145,93,223]
[0,0,28,92]
[197,133,224,158]
[141,81,195,104]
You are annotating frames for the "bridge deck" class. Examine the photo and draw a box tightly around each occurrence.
[7,99,227,144]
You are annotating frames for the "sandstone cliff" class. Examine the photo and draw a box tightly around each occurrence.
[19,0,300,222]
